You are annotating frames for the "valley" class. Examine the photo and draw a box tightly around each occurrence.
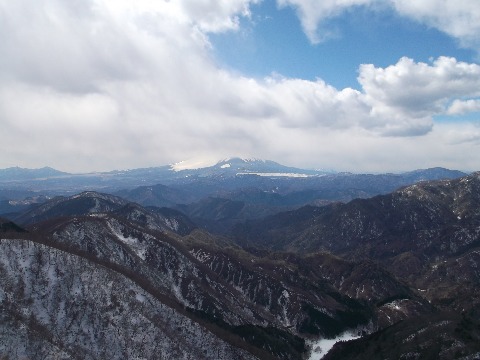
[0,159,479,359]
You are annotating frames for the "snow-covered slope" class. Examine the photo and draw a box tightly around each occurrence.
[0,238,256,360]
[0,200,379,359]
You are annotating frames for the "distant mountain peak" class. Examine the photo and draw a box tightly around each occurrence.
[70,191,127,204]
[215,157,270,168]
[218,157,267,164]
[170,157,271,172]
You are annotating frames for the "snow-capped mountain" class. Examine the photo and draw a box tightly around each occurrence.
[170,157,316,175]
[195,157,321,177]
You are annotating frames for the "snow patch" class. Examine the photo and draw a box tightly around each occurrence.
[89,198,101,213]
[170,158,218,171]
[237,172,312,178]
[135,293,147,303]
[165,218,179,232]
[308,331,362,360]
[107,221,147,260]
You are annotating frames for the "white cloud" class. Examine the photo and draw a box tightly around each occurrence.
[358,57,480,135]
[447,99,480,115]
[178,0,260,33]
[0,0,479,172]
[392,0,480,49]
[275,0,480,50]
[276,0,376,43]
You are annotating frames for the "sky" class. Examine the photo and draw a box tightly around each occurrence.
[1,0,480,173]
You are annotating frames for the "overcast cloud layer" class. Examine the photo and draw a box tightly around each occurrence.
[0,0,479,172]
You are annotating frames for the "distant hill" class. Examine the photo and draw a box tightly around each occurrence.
[0,166,69,181]
[13,191,128,226]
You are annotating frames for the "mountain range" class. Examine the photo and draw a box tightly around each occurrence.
[1,159,466,229]
[0,158,466,193]
[0,159,478,359]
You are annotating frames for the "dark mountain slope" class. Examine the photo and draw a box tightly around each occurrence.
[183,232,375,337]
[323,310,480,360]
[13,191,128,226]
[115,167,467,236]
[11,191,196,237]
[234,172,480,312]
[113,202,197,236]
[180,230,434,332]
[115,183,196,208]
[289,252,433,328]
[235,172,480,258]
[0,217,26,233]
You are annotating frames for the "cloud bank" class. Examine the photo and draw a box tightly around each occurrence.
[0,0,479,172]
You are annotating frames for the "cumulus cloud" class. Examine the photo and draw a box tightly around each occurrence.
[358,56,480,135]
[0,0,479,172]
